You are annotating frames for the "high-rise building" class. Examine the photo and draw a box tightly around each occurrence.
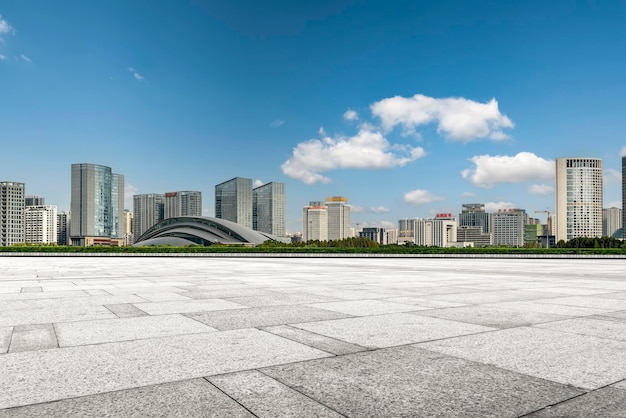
[555,158,603,241]
[602,207,622,238]
[458,203,491,234]
[24,205,57,244]
[413,214,457,247]
[124,209,133,245]
[215,177,252,228]
[325,196,351,240]
[57,211,70,245]
[359,227,387,245]
[164,191,202,219]
[623,156,626,239]
[25,195,45,206]
[0,181,25,246]
[253,182,286,236]
[133,194,165,242]
[303,201,328,241]
[492,209,526,247]
[398,219,416,244]
[524,223,543,247]
[70,164,125,246]
[456,226,492,247]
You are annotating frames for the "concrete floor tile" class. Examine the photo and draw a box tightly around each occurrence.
[0,294,147,312]
[419,327,626,389]
[133,299,246,315]
[484,301,613,316]
[294,313,494,348]
[613,380,626,389]
[414,305,573,328]
[536,296,626,311]
[382,296,466,308]
[308,299,424,316]
[424,289,562,304]
[0,305,117,327]
[525,386,626,417]
[186,305,352,331]
[0,327,12,354]
[9,324,57,353]
[534,317,626,342]
[263,346,583,418]
[19,287,42,293]
[261,325,368,355]
[0,329,331,409]
[0,378,254,417]
[226,292,340,307]
[55,314,217,346]
[209,370,343,417]
[104,303,149,318]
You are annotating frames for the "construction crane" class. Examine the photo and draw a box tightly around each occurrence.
[534,209,552,248]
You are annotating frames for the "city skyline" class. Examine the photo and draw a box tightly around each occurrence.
[2,2,626,234]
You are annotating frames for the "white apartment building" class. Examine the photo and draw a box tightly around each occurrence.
[555,157,603,241]
[24,205,58,244]
[303,201,328,241]
[602,207,622,238]
[325,196,351,241]
[413,214,457,247]
[492,209,527,246]
[0,181,25,246]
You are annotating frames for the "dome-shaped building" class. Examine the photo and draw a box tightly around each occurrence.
[133,216,277,246]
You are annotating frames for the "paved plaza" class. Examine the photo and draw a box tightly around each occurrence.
[0,256,625,417]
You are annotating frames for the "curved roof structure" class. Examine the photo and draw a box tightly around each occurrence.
[134,216,277,247]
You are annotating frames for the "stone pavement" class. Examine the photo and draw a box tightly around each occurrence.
[0,256,625,417]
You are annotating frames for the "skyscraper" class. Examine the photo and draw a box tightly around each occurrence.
[555,158,603,241]
[24,205,58,244]
[25,195,45,206]
[325,196,351,240]
[70,163,125,246]
[57,211,70,245]
[492,209,526,247]
[458,203,491,234]
[253,182,286,236]
[215,177,252,228]
[0,181,25,246]
[602,207,622,238]
[133,193,165,242]
[303,201,328,241]
[164,191,202,219]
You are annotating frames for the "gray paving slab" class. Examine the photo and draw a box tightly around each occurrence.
[261,325,368,355]
[126,292,192,302]
[0,378,254,418]
[180,288,276,300]
[294,312,495,349]
[534,317,626,342]
[419,326,626,389]
[536,295,626,311]
[0,291,88,301]
[0,305,117,327]
[483,300,614,316]
[423,289,562,304]
[8,324,57,353]
[19,287,42,293]
[595,291,626,300]
[185,305,352,331]
[526,386,626,417]
[55,314,217,346]
[0,327,12,354]
[263,346,583,418]
[226,292,341,307]
[381,296,467,308]
[308,299,426,316]
[0,329,331,409]
[133,299,246,315]
[413,305,574,328]
[104,303,148,318]
[613,380,626,389]
[0,294,148,312]
[209,370,343,417]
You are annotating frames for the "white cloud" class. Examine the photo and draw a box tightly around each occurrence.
[484,201,517,212]
[371,94,514,141]
[605,201,621,209]
[370,206,390,213]
[20,54,31,63]
[281,127,426,184]
[318,126,326,135]
[621,146,626,157]
[604,168,621,185]
[462,152,554,188]
[0,15,14,35]
[404,189,444,205]
[270,119,285,127]
[128,67,145,81]
[0,54,5,60]
[124,183,139,209]
[253,179,264,188]
[351,205,365,213]
[343,109,358,121]
[528,184,554,196]
[462,191,476,198]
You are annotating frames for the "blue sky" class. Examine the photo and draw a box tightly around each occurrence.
[1,0,625,234]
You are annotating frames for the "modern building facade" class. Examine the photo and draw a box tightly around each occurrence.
[70,164,125,246]
[24,205,57,244]
[623,156,626,239]
[164,191,202,219]
[413,214,457,247]
[398,219,416,244]
[302,201,328,242]
[325,196,351,241]
[0,181,25,246]
[133,194,165,243]
[359,227,387,245]
[57,211,70,245]
[215,177,253,228]
[602,207,622,238]
[492,209,527,247]
[456,226,492,247]
[555,158,603,241]
[458,203,491,234]
[25,195,45,206]
[253,182,286,237]
[124,209,133,245]
[524,224,543,247]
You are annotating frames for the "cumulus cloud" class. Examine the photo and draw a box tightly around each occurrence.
[370,206,391,213]
[281,127,426,184]
[270,119,285,127]
[484,201,517,212]
[318,126,326,135]
[461,152,554,188]
[343,109,358,121]
[404,189,445,205]
[528,184,554,196]
[128,67,146,81]
[20,54,31,63]
[0,15,14,36]
[621,146,626,157]
[253,179,264,188]
[371,94,514,141]
[350,205,365,213]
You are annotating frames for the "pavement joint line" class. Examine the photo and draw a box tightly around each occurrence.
[202,376,260,418]
[255,326,367,357]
